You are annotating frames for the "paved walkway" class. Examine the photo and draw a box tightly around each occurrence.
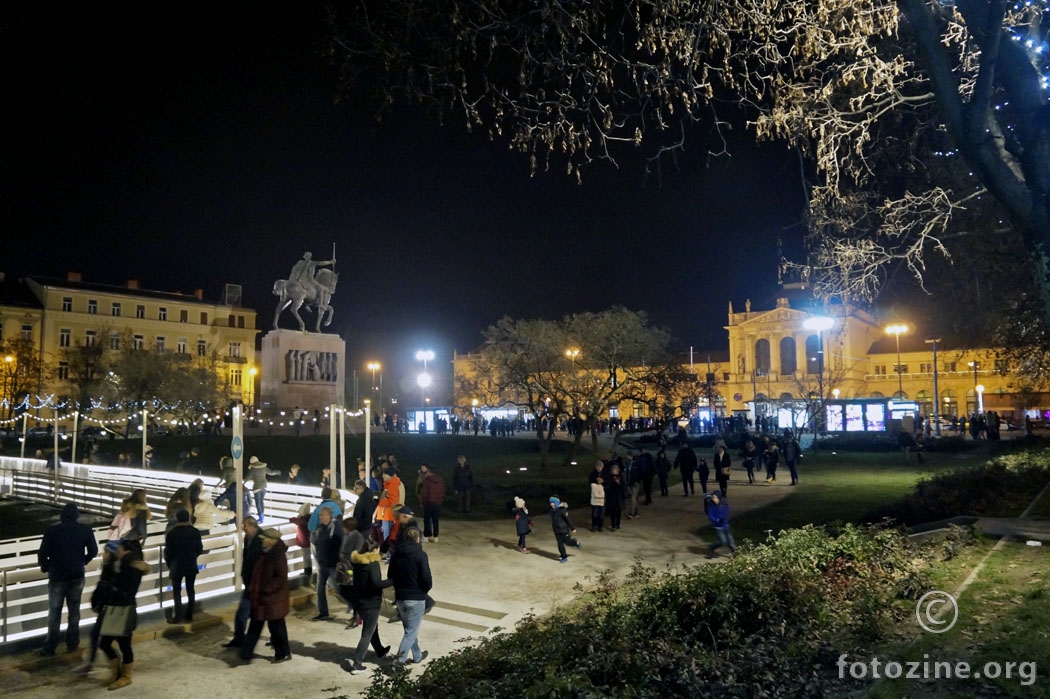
[0,480,792,697]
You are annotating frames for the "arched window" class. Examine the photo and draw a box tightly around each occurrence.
[915,390,933,417]
[755,339,771,374]
[870,391,885,398]
[805,335,821,374]
[779,337,797,376]
[940,389,957,417]
[892,390,908,399]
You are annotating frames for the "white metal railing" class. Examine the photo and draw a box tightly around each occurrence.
[0,457,354,646]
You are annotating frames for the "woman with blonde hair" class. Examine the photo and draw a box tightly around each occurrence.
[165,488,192,531]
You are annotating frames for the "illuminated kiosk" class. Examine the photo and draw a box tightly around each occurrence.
[824,398,920,434]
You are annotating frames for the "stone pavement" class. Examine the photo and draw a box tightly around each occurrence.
[0,480,792,698]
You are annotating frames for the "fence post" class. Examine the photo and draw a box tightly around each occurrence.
[2,569,7,643]
[156,545,165,618]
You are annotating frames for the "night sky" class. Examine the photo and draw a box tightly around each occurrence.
[2,3,805,403]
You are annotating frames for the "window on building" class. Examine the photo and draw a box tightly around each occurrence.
[109,332,120,350]
[722,372,730,382]
[88,299,98,314]
[228,341,241,358]
[112,302,121,317]
[754,339,771,374]
[197,339,207,357]
[135,305,145,319]
[238,316,245,329]
[805,335,820,374]
[177,337,187,354]
[228,313,236,327]
[158,307,167,321]
[59,328,71,348]
[994,359,1008,374]
[58,362,69,381]
[944,361,957,373]
[180,309,188,323]
[62,297,73,312]
[229,368,243,387]
[200,312,208,325]
[85,330,97,347]
[133,334,144,350]
[920,363,932,374]
[779,337,797,376]
[893,363,909,375]
[156,336,165,352]
[21,324,32,340]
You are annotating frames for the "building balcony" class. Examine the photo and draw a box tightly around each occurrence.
[225,355,248,364]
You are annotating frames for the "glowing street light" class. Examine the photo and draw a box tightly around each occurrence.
[884,324,908,397]
[415,350,435,414]
[804,316,834,433]
[976,384,985,414]
[367,361,382,411]
[565,348,580,361]
[417,372,433,389]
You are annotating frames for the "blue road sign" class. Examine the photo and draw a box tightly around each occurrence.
[231,435,243,460]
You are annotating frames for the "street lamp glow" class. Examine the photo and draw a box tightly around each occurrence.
[417,372,432,389]
[803,316,834,331]
[249,367,257,376]
[366,361,381,372]
[565,349,580,360]
[976,384,985,413]
[415,350,435,363]
[885,323,908,396]
[884,324,908,336]
[832,388,840,399]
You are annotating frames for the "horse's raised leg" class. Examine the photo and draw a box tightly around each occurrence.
[273,297,292,329]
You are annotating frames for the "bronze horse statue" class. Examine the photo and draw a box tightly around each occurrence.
[272,268,338,332]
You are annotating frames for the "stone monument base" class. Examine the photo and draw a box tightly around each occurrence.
[260,329,345,411]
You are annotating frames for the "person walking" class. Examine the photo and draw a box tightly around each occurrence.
[375,469,403,543]
[126,489,151,542]
[312,506,343,621]
[512,497,532,553]
[674,443,698,496]
[705,490,737,557]
[164,508,203,623]
[763,437,780,483]
[655,449,672,497]
[247,455,281,524]
[637,447,655,505]
[588,468,605,532]
[697,456,710,495]
[782,430,801,485]
[96,539,150,689]
[741,438,758,484]
[36,502,98,657]
[240,528,292,663]
[346,538,392,674]
[714,444,731,494]
[351,479,376,535]
[452,455,474,514]
[624,452,642,518]
[73,541,120,676]
[223,516,262,649]
[419,463,446,543]
[604,466,625,532]
[549,496,581,563]
[388,528,432,666]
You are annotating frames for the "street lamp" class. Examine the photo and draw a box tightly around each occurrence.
[565,349,580,361]
[367,362,381,412]
[248,366,258,415]
[884,324,908,397]
[976,384,985,414]
[925,339,941,435]
[804,316,834,434]
[968,361,980,414]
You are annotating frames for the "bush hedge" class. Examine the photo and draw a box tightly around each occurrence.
[363,524,936,698]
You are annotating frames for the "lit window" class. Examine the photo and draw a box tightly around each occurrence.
[159,307,167,321]
[135,305,145,319]
[59,329,71,348]
[197,339,207,357]
[109,333,120,350]
[177,337,187,354]
[85,330,97,347]
[112,302,121,317]
[133,334,144,350]
[230,368,243,386]
[61,297,72,312]
[228,341,241,358]
[88,299,98,315]
[58,362,69,380]
[21,324,32,340]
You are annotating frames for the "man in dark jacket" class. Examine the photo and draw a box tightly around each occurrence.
[637,447,655,505]
[419,464,446,542]
[452,455,474,513]
[387,528,432,665]
[351,479,376,534]
[224,516,262,648]
[36,502,98,656]
[164,508,204,622]
[312,505,343,621]
[673,443,698,496]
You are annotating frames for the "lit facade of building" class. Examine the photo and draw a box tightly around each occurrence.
[1,273,258,406]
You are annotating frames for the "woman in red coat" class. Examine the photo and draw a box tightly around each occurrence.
[240,528,291,662]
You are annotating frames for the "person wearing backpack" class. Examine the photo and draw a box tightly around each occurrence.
[419,463,446,543]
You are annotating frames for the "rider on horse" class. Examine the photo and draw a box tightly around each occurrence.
[290,251,336,300]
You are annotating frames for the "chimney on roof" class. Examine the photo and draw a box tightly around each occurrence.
[194,289,204,300]
[127,279,139,289]
[67,272,82,282]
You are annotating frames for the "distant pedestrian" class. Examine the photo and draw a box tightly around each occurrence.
[452,455,474,514]
[782,430,801,485]
[247,455,280,524]
[655,449,671,497]
[714,444,731,494]
[419,463,446,543]
[624,452,641,518]
[705,490,736,557]
[164,508,203,623]
[674,443,698,496]
[241,528,292,663]
[188,479,219,534]
[604,466,625,531]
[549,496,581,563]
[589,467,605,532]
[512,497,532,553]
[351,479,376,536]
[313,408,322,436]
[97,539,150,689]
[638,447,655,505]
[375,470,403,543]
[697,456,710,495]
[36,502,98,657]
[126,489,151,542]
[388,528,432,666]
[763,438,779,483]
[288,503,312,579]
[741,438,758,484]
[312,506,343,621]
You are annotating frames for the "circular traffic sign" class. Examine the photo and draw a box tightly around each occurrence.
[231,435,243,460]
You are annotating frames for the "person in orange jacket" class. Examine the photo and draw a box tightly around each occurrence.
[375,469,404,543]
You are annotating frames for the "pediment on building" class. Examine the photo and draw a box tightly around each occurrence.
[740,307,811,326]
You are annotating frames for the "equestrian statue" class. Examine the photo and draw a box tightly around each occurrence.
[273,249,339,332]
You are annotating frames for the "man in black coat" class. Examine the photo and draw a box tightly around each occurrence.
[352,479,376,534]
[452,455,475,514]
[673,443,698,496]
[387,528,433,665]
[36,502,98,656]
[224,516,262,648]
[164,508,204,622]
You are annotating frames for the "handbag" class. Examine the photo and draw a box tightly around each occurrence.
[99,604,134,636]
[335,561,353,585]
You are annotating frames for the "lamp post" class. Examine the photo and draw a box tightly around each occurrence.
[248,366,257,413]
[415,350,434,425]
[367,362,381,414]
[884,324,908,397]
[803,316,834,435]
[976,384,985,414]
[925,339,941,435]
[968,361,980,414]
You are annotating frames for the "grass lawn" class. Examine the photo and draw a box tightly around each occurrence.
[729,449,987,541]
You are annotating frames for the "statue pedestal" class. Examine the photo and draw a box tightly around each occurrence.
[260,329,345,412]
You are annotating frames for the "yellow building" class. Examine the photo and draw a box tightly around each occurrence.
[1,273,258,407]
[452,284,1028,429]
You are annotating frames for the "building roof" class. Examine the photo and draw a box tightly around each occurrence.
[0,274,44,310]
[866,335,973,355]
[28,275,244,309]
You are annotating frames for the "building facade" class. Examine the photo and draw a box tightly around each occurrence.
[0,273,258,410]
